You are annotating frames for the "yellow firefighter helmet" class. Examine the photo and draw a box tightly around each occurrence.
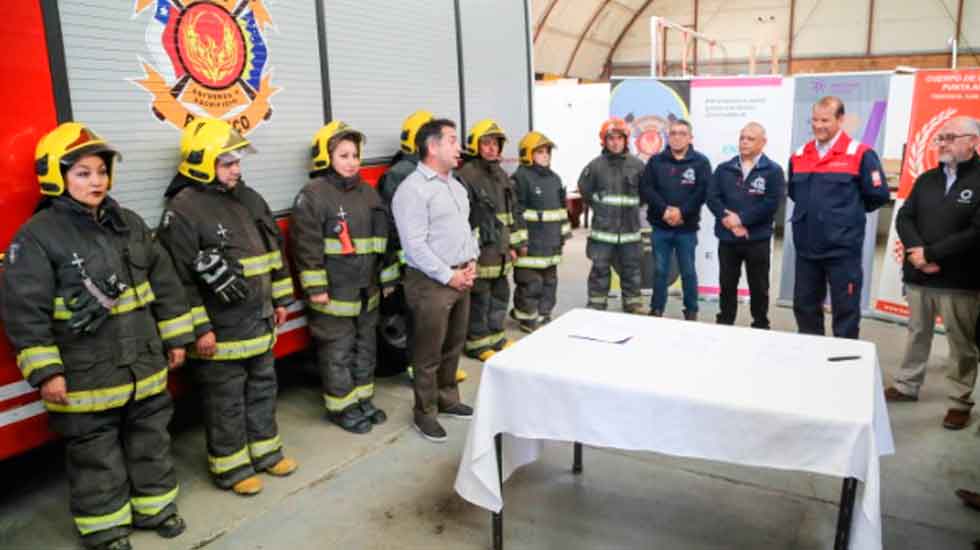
[518,131,556,166]
[400,110,434,154]
[465,118,507,157]
[310,120,366,172]
[35,122,121,197]
[178,118,255,183]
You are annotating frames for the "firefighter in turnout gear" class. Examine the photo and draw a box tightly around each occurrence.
[579,118,646,312]
[156,118,297,497]
[510,131,569,332]
[3,123,190,550]
[291,121,400,434]
[457,119,527,361]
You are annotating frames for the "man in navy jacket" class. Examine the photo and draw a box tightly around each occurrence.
[706,122,785,329]
[640,119,712,320]
[788,96,890,339]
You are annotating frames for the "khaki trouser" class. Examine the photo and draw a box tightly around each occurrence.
[894,285,979,411]
[403,268,469,420]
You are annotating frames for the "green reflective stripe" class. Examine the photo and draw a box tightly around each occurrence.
[272,277,293,299]
[496,212,515,225]
[596,194,640,207]
[208,446,250,475]
[308,299,361,317]
[355,383,374,400]
[367,292,381,312]
[17,345,63,379]
[46,382,131,413]
[510,229,528,245]
[324,389,358,413]
[300,270,328,289]
[134,369,169,401]
[193,333,274,361]
[523,209,568,222]
[515,255,561,269]
[158,312,193,341]
[588,295,608,305]
[240,251,283,277]
[472,227,480,242]
[75,501,132,535]
[623,295,644,305]
[191,306,210,327]
[248,435,282,460]
[589,230,642,244]
[477,262,512,279]
[53,282,156,320]
[380,263,400,284]
[465,331,505,351]
[561,223,572,236]
[397,250,407,265]
[511,308,538,321]
[131,486,178,517]
[323,237,387,255]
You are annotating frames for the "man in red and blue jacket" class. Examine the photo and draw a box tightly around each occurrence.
[788,96,890,339]
[706,122,785,329]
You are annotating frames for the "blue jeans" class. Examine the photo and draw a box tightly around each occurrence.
[651,229,699,313]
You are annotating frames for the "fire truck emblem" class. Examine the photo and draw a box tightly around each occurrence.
[132,0,280,135]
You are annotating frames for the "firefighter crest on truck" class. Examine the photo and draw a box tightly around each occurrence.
[133,0,279,134]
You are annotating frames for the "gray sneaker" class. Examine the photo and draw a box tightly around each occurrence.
[439,402,474,419]
[414,415,448,443]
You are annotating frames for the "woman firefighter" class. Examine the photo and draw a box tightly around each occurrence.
[290,121,400,434]
[510,131,570,332]
[3,123,191,550]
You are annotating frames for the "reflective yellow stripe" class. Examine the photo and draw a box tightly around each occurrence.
[355,384,374,400]
[561,223,572,236]
[323,237,387,255]
[300,269,328,289]
[596,194,640,207]
[53,282,156,320]
[510,229,528,245]
[589,230,642,244]
[240,251,283,277]
[379,263,400,284]
[588,295,608,305]
[308,292,380,317]
[134,369,169,401]
[197,333,275,361]
[496,212,515,225]
[465,331,505,351]
[623,295,644,306]
[272,277,293,299]
[157,312,193,341]
[191,306,210,327]
[472,227,480,242]
[515,255,562,269]
[16,345,63,379]
[324,389,358,412]
[131,486,179,517]
[208,446,250,475]
[75,501,132,535]
[523,209,568,222]
[397,249,407,265]
[248,435,282,460]
[511,307,538,321]
[477,262,512,279]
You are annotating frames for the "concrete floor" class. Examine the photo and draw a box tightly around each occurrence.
[1,229,978,550]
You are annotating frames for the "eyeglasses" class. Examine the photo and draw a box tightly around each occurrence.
[933,133,978,145]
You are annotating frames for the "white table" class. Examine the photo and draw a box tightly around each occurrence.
[455,309,894,550]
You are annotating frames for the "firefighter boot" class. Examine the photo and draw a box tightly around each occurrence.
[360,399,388,425]
[94,537,132,550]
[156,515,186,539]
[232,476,264,496]
[331,404,372,434]
[265,457,298,477]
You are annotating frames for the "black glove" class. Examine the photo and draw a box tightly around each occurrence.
[194,248,250,304]
[65,274,127,335]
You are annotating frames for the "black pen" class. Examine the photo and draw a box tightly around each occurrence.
[827,355,862,362]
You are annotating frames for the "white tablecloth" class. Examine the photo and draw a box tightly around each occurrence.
[454,308,894,550]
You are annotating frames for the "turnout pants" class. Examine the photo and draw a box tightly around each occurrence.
[513,265,558,321]
[404,267,468,420]
[894,285,979,411]
[717,239,771,329]
[466,272,510,356]
[48,387,179,548]
[195,349,284,489]
[587,240,642,311]
[309,301,380,414]
[793,254,862,339]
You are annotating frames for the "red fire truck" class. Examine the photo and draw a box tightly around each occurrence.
[0,0,533,460]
